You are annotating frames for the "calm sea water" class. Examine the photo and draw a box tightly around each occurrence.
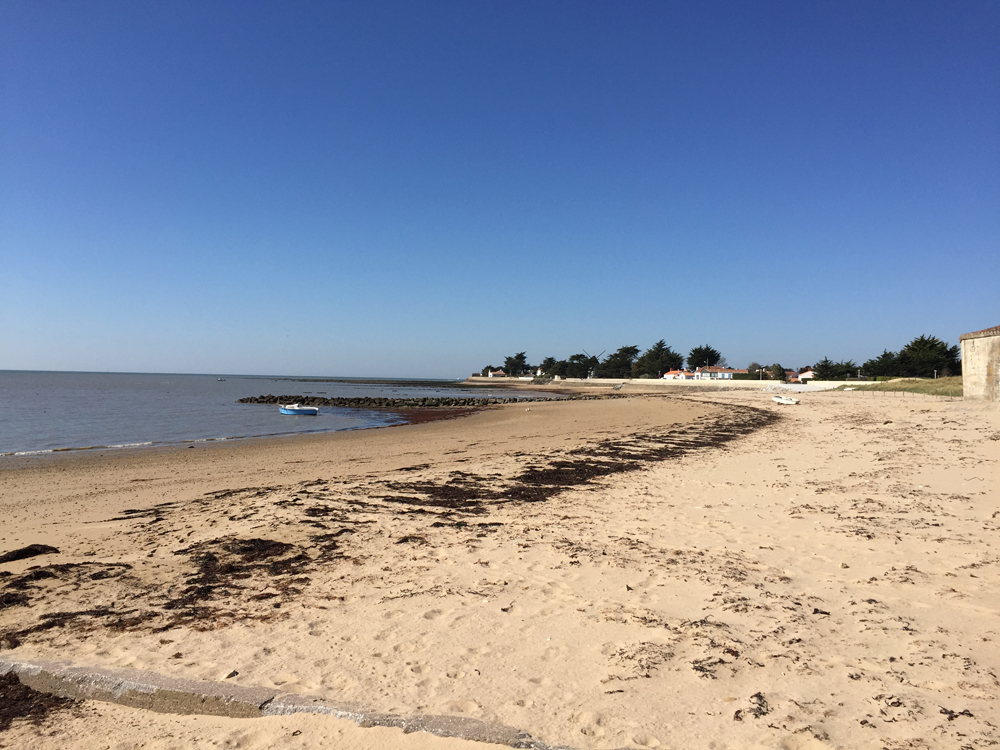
[0,371,533,456]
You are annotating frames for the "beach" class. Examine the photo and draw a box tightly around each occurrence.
[1,387,998,749]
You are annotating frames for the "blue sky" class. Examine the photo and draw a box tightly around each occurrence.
[2,1,997,377]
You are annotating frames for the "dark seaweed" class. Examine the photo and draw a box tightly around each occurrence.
[0,544,60,565]
[0,671,79,732]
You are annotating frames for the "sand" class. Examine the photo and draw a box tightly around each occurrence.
[1,388,998,749]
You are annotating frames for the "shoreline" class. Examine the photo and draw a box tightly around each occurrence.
[0,371,561,462]
[0,404,489,464]
[2,391,998,749]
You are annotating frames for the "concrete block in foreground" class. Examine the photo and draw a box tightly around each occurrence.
[0,656,579,749]
[0,657,276,718]
[264,692,541,747]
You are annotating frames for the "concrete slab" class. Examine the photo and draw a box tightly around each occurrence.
[0,656,276,718]
[0,656,577,748]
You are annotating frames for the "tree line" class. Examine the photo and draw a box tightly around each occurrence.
[480,342,727,379]
[812,335,961,380]
[478,333,961,382]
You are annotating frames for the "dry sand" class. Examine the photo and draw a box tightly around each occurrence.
[1,389,998,749]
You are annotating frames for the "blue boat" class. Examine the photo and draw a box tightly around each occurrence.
[279,403,319,415]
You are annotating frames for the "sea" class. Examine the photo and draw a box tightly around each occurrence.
[0,371,538,457]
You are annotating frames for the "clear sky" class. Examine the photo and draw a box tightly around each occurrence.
[2,1,997,377]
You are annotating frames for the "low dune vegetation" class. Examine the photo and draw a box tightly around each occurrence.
[838,375,963,398]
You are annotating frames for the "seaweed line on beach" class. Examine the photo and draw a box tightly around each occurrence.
[0,399,778,647]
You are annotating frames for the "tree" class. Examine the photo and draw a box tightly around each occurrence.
[687,345,722,370]
[549,360,568,378]
[503,352,529,377]
[479,365,496,377]
[538,357,557,376]
[862,350,898,378]
[746,362,763,375]
[633,340,684,378]
[565,353,599,379]
[768,363,786,382]
[896,335,960,378]
[837,360,859,379]
[812,357,858,380]
[597,345,640,378]
[812,357,836,380]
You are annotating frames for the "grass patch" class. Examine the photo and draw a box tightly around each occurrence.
[837,376,963,398]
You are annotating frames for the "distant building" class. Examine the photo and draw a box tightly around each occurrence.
[960,325,1000,401]
[662,370,695,380]
[798,368,815,381]
[694,366,741,380]
[488,369,507,378]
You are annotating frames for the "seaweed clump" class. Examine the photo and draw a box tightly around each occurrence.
[0,671,79,732]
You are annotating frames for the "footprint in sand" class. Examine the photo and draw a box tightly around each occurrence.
[423,609,443,620]
[572,712,607,738]
[448,700,479,713]
[631,735,660,747]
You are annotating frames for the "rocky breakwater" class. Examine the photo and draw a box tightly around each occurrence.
[237,394,556,409]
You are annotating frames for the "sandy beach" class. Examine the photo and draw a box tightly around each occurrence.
[1,388,998,749]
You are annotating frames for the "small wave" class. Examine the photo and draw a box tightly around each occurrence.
[3,414,412,458]
[3,441,157,457]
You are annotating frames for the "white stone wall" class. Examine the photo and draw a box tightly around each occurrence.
[961,331,1000,401]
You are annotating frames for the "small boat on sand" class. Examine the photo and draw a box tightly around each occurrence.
[772,396,799,405]
[279,404,319,415]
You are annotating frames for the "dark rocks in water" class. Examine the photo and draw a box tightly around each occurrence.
[236,394,553,408]
[236,392,638,409]
[0,544,60,565]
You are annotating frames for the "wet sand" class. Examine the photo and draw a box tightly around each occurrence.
[1,389,998,749]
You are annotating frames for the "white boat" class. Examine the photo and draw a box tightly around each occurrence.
[772,396,799,405]
[279,403,319,415]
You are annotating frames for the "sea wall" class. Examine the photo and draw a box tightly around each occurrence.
[960,326,1000,402]
[466,376,780,390]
